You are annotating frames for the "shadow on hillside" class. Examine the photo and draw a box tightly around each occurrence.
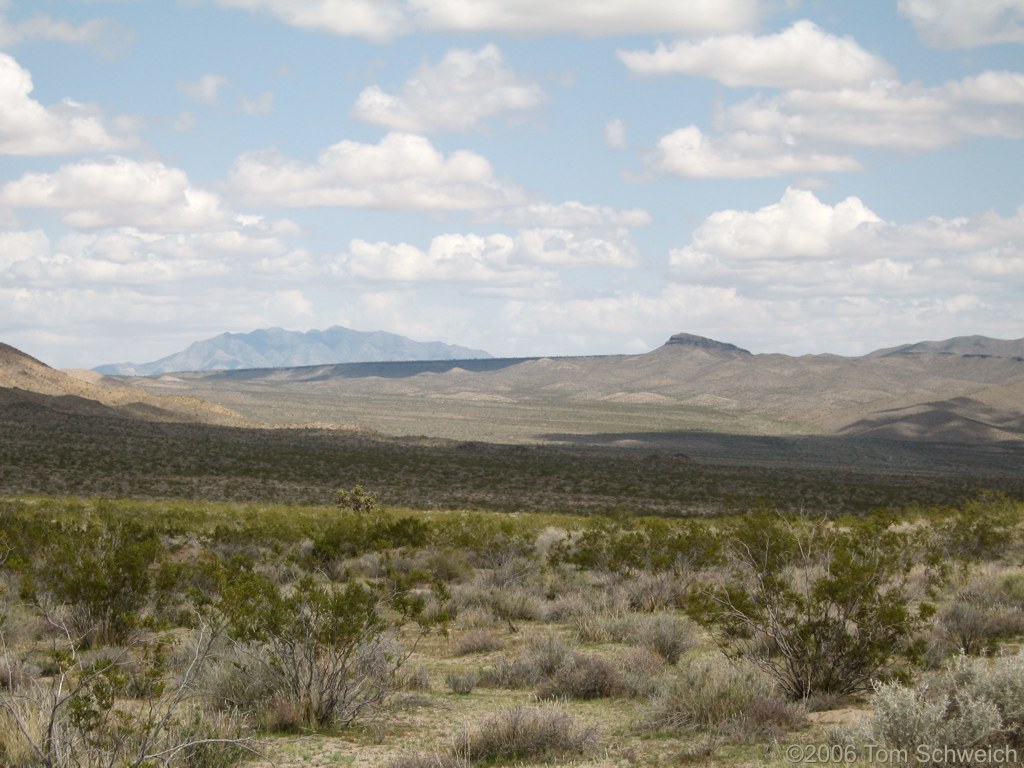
[540,429,1024,478]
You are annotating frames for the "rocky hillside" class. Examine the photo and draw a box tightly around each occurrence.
[0,342,252,426]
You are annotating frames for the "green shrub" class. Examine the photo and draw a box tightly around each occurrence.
[690,512,925,698]
[215,564,431,730]
[24,515,163,645]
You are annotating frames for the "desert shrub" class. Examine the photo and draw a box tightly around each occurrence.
[617,646,666,698]
[453,629,506,656]
[335,484,380,513]
[456,706,597,764]
[215,564,432,730]
[933,492,1022,563]
[523,632,572,678]
[22,515,164,646]
[0,626,248,768]
[690,512,926,699]
[421,548,474,583]
[445,669,479,695]
[389,705,596,768]
[451,584,544,627]
[430,513,536,569]
[551,518,719,575]
[621,570,689,612]
[478,632,572,690]
[646,653,803,739]
[536,653,626,700]
[854,652,1024,766]
[477,656,538,689]
[400,662,432,692]
[599,611,698,664]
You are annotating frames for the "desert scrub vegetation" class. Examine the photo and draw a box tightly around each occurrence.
[4,402,1022,515]
[0,491,1022,766]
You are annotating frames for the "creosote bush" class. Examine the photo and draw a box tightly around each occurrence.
[214,562,434,730]
[690,512,928,699]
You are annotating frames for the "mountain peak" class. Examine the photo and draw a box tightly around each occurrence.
[94,326,494,376]
[662,333,751,355]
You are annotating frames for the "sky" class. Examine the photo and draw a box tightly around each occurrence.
[1,0,1023,368]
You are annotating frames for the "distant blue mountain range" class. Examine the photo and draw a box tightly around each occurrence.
[94,326,493,375]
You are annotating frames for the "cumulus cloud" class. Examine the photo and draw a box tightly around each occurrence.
[0,157,231,232]
[336,224,638,285]
[0,53,137,155]
[649,70,1024,178]
[651,125,860,178]
[618,21,894,89]
[669,188,1024,303]
[214,0,758,39]
[683,187,882,260]
[228,132,522,209]
[898,0,1024,48]
[338,234,540,284]
[353,45,545,133]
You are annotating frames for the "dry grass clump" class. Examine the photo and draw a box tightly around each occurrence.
[536,653,627,700]
[477,632,573,690]
[646,653,804,740]
[453,629,506,656]
[573,609,699,663]
[445,669,480,695]
[389,705,597,768]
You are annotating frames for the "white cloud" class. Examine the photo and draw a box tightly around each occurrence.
[651,125,860,178]
[618,21,894,89]
[898,0,1024,48]
[241,90,274,115]
[178,73,230,105]
[683,187,882,260]
[727,74,1024,151]
[0,157,231,232]
[214,0,409,42]
[228,132,522,209]
[513,228,639,268]
[489,201,652,229]
[412,0,759,36]
[353,45,545,133]
[214,0,758,39]
[668,189,1024,305]
[0,53,137,155]
[0,9,133,55]
[605,118,626,149]
[649,69,1024,178]
[338,233,544,284]
[336,222,639,286]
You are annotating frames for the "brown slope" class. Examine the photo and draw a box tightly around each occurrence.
[0,342,254,426]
